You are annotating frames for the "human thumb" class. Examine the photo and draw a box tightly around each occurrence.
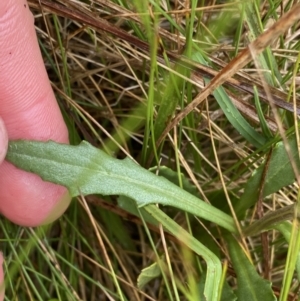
[0,119,7,300]
[0,1,70,226]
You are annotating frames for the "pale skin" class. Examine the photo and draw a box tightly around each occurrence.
[0,1,72,298]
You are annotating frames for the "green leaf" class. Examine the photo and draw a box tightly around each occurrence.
[219,281,237,301]
[7,140,226,300]
[236,135,300,216]
[253,85,273,139]
[212,85,267,148]
[137,261,162,289]
[6,140,236,233]
[192,52,267,148]
[227,235,277,301]
[198,271,237,301]
[145,205,222,301]
[149,165,200,196]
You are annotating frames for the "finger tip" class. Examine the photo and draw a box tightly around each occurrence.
[0,0,71,227]
[0,162,71,227]
[39,190,72,226]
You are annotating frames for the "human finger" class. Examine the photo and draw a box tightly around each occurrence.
[0,1,71,226]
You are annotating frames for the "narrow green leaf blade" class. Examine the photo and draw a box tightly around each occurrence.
[145,204,222,301]
[212,85,267,148]
[253,85,273,139]
[6,140,236,233]
[192,52,267,148]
